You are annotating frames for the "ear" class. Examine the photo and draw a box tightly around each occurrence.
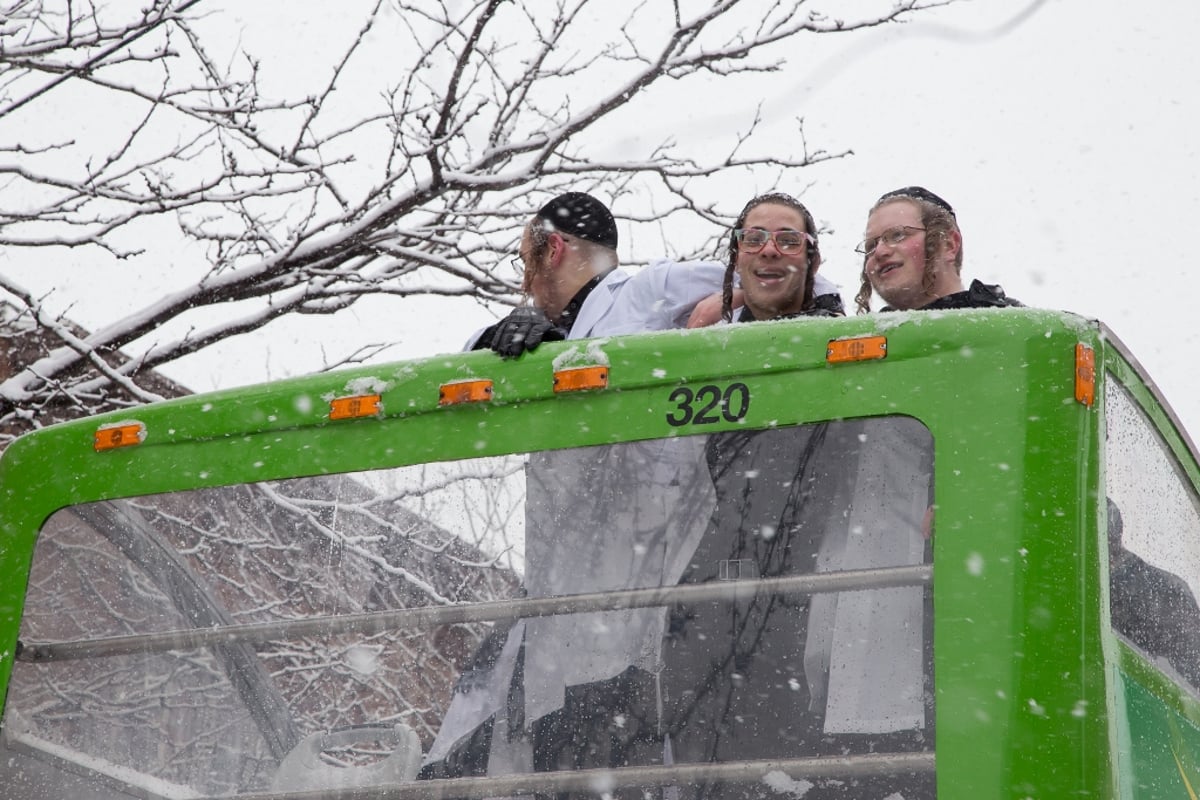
[940,229,962,264]
[808,246,822,276]
[546,232,569,270]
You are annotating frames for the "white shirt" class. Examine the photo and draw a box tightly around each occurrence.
[466,258,842,345]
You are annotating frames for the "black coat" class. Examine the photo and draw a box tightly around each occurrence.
[885,278,1022,311]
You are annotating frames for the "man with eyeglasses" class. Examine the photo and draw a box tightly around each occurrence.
[682,192,842,328]
[714,191,843,323]
[660,193,936,800]
[854,186,1022,312]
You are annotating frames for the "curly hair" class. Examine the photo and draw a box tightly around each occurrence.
[854,195,963,314]
[518,219,552,296]
[721,192,821,322]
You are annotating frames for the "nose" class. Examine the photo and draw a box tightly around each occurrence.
[868,236,895,262]
[759,235,783,256]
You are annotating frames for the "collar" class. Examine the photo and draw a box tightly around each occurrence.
[737,300,844,323]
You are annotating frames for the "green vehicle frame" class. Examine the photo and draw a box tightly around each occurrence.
[1,308,1199,798]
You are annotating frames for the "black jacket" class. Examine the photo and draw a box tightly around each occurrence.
[737,290,846,322]
[887,278,1021,311]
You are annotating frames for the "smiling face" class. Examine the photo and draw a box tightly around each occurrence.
[862,199,962,310]
[735,203,817,320]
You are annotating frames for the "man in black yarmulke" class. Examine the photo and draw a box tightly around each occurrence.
[469,191,623,356]
[467,191,732,356]
[442,193,734,787]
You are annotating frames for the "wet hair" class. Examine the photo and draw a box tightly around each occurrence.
[521,219,552,295]
[854,189,964,314]
[721,192,821,322]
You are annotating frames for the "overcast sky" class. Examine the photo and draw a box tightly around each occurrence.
[7,0,1200,439]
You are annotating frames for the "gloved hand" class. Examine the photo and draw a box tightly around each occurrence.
[490,307,565,358]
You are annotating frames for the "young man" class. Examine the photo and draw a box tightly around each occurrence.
[855,186,1021,312]
[665,193,931,800]
[469,191,722,355]
[718,191,843,323]
[438,193,749,790]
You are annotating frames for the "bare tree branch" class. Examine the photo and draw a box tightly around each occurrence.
[1,0,961,440]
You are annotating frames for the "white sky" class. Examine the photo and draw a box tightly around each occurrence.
[7,0,1200,439]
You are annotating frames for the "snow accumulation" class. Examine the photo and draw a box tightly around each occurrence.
[761,769,814,797]
[552,340,611,370]
[343,376,393,396]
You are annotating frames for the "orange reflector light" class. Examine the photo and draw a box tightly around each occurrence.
[94,421,146,452]
[439,379,494,406]
[827,335,887,364]
[553,365,609,393]
[329,394,382,420]
[1075,343,1095,407]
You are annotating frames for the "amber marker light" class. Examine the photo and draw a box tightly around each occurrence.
[94,421,146,452]
[553,366,609,393]
[1075,343,1096,407]
[329,394,382,420]
[439,379,494,406]
[827,335,887,364]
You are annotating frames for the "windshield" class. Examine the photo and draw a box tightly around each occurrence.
[2,418,934,799]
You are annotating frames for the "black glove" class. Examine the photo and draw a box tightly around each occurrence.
[490,307,565,358]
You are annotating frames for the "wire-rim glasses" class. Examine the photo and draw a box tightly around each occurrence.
[856,226,926,257]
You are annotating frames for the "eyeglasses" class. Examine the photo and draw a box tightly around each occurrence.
[855,225,926,257]
[734,228,814,254]
[510,234,570,274]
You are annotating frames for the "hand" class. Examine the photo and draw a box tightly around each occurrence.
[922,505,935,540]
[687,289,745,328]
[686,292,725,328]
[491,307,565,358]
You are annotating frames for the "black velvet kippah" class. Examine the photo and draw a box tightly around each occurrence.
[536,192,618,249]
[878,186,956,218]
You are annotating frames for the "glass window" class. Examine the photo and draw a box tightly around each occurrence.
[1105,379,1200,691]
[2,419,934,798]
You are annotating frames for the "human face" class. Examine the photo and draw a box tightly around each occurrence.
[861,200,932,311]
[734,204,815,319]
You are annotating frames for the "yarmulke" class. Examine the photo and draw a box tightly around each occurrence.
[536,192,618,249]
[878,186,955,218]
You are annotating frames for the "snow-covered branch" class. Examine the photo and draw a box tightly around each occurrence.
[1,0,961,438]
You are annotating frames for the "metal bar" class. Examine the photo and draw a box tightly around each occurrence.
[219,753,936,800]
[19,564,931,663]
[3,731,180,800]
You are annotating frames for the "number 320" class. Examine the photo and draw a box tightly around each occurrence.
[665,383,751,427]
